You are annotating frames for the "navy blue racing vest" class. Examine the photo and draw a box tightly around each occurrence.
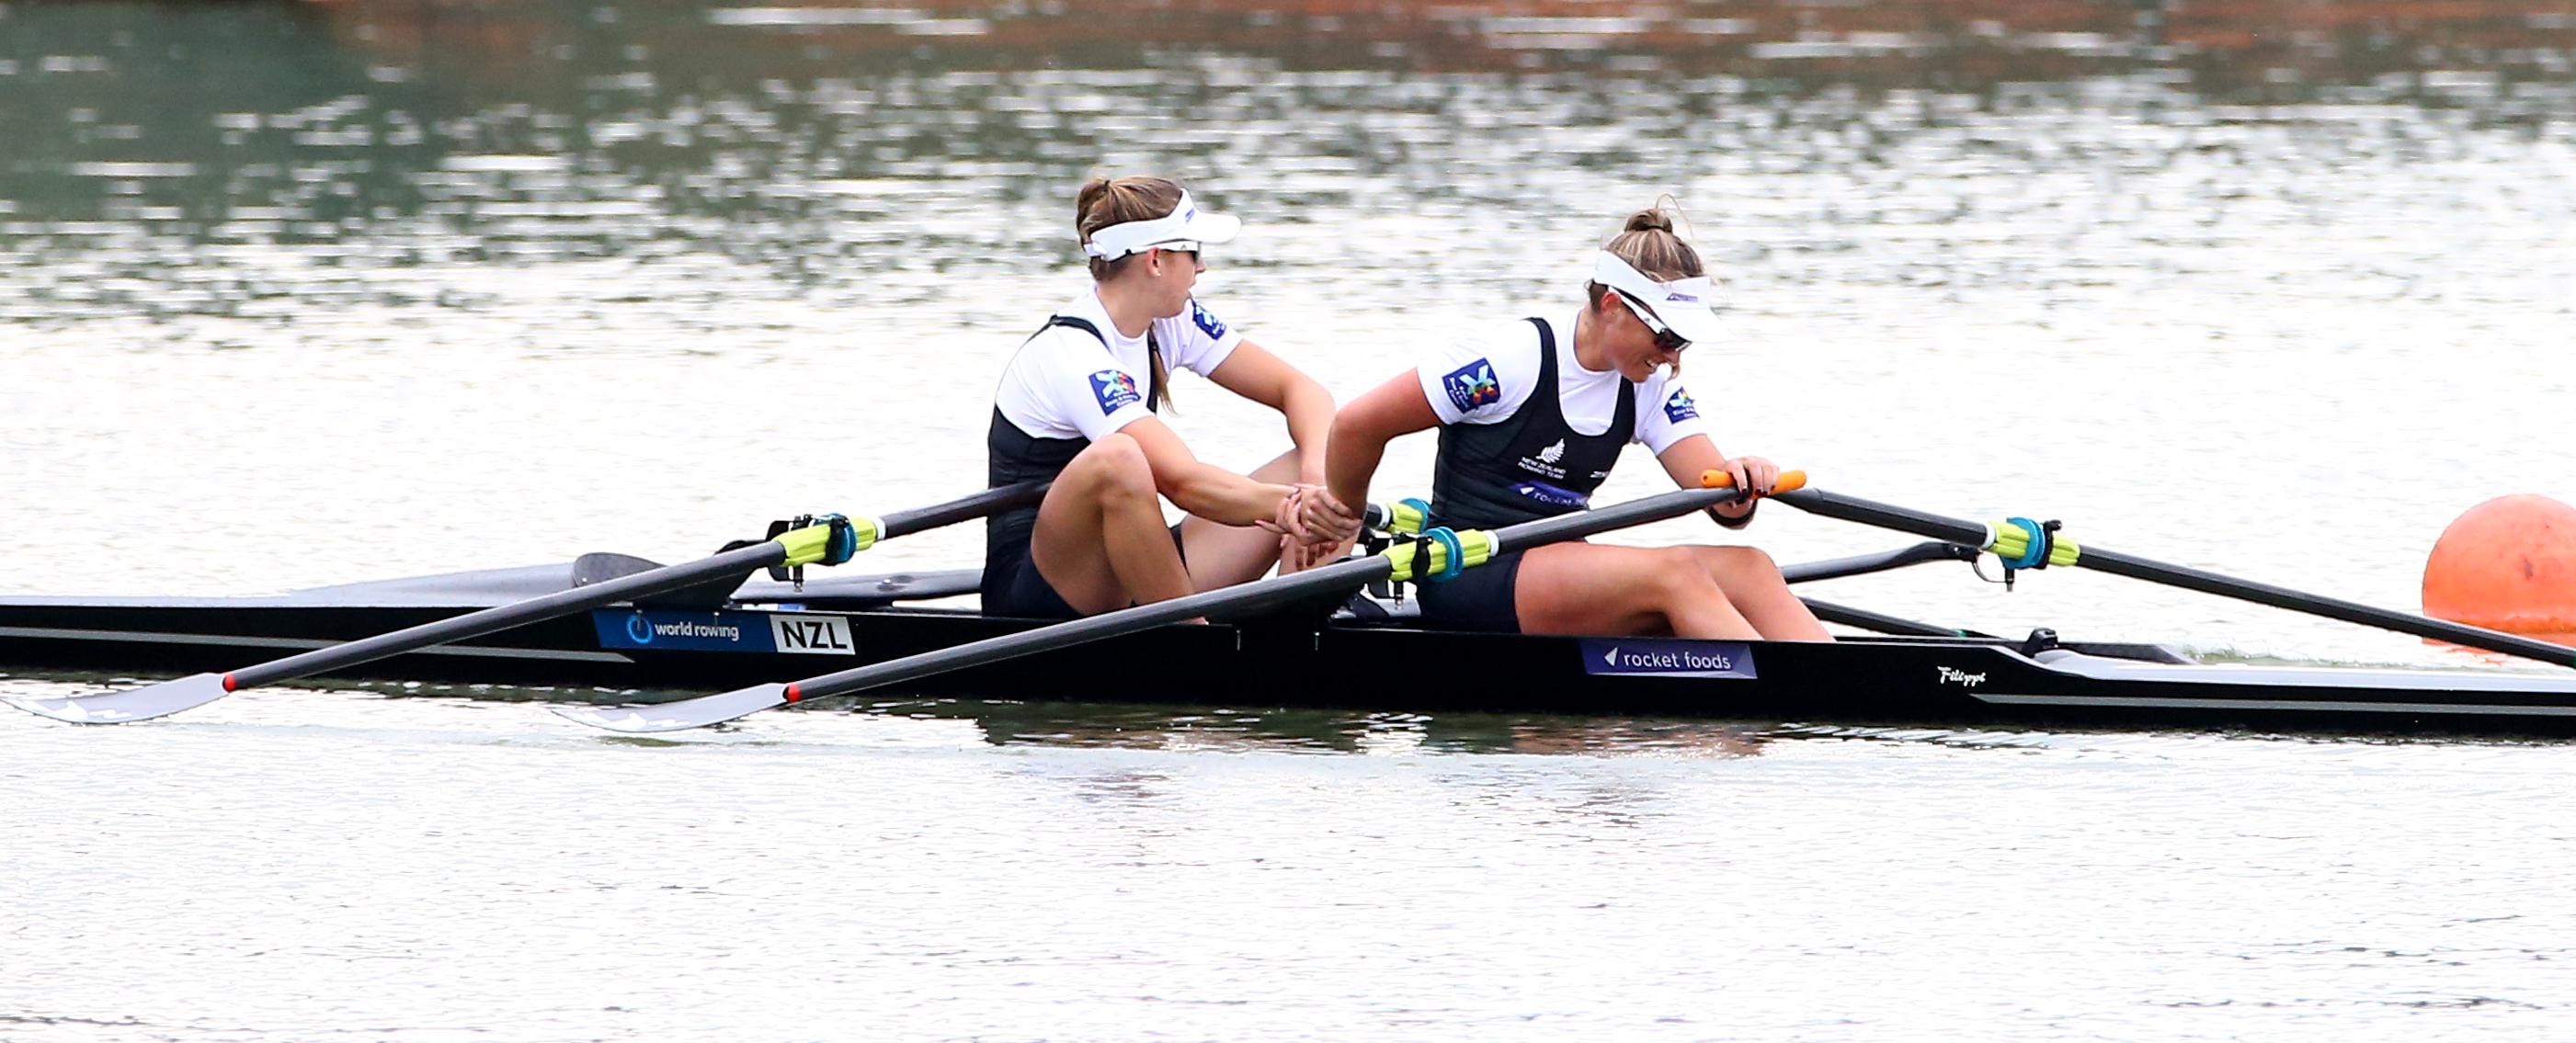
[1427,317,1636,532]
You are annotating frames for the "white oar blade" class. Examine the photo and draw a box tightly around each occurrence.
[3,673,233,724]
[552,684,792,733]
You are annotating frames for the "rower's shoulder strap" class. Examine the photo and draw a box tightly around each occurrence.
[1523,315,1557,384]
[1031,314,1160,413]
[1033,314,1107,344]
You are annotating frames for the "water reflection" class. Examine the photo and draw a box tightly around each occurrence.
[853,696,1773,757]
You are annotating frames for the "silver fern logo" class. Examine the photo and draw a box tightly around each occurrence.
[1537,438,1566,464]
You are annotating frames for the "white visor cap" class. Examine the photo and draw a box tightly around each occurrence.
[1081,189,1242,261]
[1591,251,1724,346]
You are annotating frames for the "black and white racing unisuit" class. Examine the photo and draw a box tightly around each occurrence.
[1428,317,1635,530]
[983,287,1242,615]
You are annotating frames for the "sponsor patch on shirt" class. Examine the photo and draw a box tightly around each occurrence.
[1663,387,1701,424]
[1189,300,1227,340]
[1442,359,1502,414]
[1089,369,1143,414]
[1510,482,1590,508]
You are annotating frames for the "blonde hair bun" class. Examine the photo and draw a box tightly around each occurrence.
[1623,208,1676,234]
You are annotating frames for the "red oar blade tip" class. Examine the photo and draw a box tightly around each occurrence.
[552,683,793,733]
[3,672,234,724]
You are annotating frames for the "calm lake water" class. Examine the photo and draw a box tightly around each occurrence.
[6,1,2575,1039]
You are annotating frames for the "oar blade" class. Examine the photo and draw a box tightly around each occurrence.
[552,684,792,733]
[3,672,232,724]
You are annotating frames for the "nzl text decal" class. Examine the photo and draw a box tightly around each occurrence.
[768,614,856,655]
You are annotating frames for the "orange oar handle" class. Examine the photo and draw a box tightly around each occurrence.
[1700,468,1807,494]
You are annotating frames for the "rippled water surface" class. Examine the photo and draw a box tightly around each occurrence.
[6,1,2576,1038]
[8,687,2576,1042]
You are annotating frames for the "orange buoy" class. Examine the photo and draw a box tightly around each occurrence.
[2423,494,2576,646]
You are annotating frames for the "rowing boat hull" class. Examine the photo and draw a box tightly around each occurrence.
[6,584,2574,735]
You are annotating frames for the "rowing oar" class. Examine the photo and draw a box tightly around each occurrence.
[1772,486,2576,670]
[3,482,1050,725]
[556,470,1802,733]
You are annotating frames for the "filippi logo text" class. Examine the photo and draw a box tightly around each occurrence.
[1936,666,1987,687]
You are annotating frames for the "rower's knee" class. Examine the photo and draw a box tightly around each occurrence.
[1698,545,1777,573]
[1071,434,1157,504]
[1651,548,1725,603]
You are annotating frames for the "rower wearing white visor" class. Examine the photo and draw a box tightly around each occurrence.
[1322,205,1829,641]
[986,176,1361,618]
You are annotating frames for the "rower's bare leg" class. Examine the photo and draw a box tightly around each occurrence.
[1686,545,1833,641]
[1032,433,1193,616]
[1177,448,1305,590]
[1513,543,1762,641]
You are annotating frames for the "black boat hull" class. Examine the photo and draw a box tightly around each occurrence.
[7,589,2576,736]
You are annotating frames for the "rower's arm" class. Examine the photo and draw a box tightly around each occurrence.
[1120,415,1292,527]
[1205,340,1336,483]
[1326,371,1442,521]
[1654,434,1761,527]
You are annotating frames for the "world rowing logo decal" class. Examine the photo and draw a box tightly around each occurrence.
[1190,300,1227,340]
[1663,388,1700,424]
[594,609,773,653]
[1089,369,1143,414]
[1442,359,1501,414]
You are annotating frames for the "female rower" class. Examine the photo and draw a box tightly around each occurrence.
[985,175,1361,618]
[1322,206,1830,641]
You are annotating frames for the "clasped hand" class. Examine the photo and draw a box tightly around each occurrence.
[1257,483,1362,547]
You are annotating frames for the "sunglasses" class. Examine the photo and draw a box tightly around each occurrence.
[1612,290,1690,354]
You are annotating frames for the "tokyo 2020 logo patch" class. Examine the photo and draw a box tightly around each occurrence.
[1189,300,1227,340]
[1089,369,1143,414]
[1663,387,1700,424]
[1442,359,1501,414]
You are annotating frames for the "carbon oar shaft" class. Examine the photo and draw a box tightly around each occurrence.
[6,482,1049,724]
[1774,487,2576,670]
[557,480,1775,732]
[875,482,1054,536]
